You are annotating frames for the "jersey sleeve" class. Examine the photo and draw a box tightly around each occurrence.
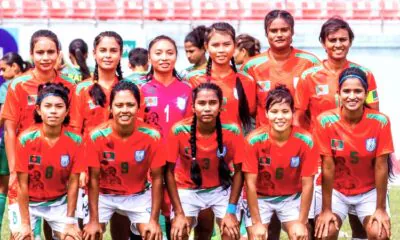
[69,89,84,133]
[231,133,245,165]
[365,72,379,108]
[294,74,310,111]
[166,129,180,163]
[0,82,10,104]
[1,85,20,122]
[300,136,319,177]
[314,118,333,156]
[239,73,257,116]
[242,138,258,174]
[183,90,193,119]
[14,137,29,173]
[85,137,101,168]
[376,118,394,157]
[149,137,166,169]
[71,142,86,173]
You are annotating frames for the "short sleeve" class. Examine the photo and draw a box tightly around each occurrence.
[0,81,10,104]
[365,72,379,108]
[14,137,29,173]
[1,85,20,122]
[85,137,101,168]
[149,137,166,169]
[69,89,84,133]
[294,74,310,111]
[166,129,180,163]
[71,142,86,173]
[300,136,319,177]
[239,73,257,116]
[231,133,245,165]
[376,117,394,157]
[314,117,333,157]
[242,138,259,174]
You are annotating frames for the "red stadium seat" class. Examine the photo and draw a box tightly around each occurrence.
[327,0,352,19]
[72,0,95,19]
[225,0,243,20]
[241,0,278,20]
[173,0,191,20]
[0,0,20,18]
[380,0,400,20]
[96,0,119,20]
[285,1,302,19]
[122,0,143,19]
[192,0,225,20]
[47,0,70,19]
[352,0,380,20]
[22,0,47,18]
[301,0,325,19]
[147,0,171,21]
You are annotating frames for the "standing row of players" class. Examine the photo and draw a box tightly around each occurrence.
[0,9,393,240]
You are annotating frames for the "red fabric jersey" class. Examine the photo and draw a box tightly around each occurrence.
[86,120,165,195]
[15,126,84,202]
[241,48,320,127]
[188,69,256,125]
[243,126,318,197]
[295,60,379,129]
[167,118,245,189]
[315,108,394,196]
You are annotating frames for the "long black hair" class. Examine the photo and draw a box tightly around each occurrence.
[34,82,70,125]
[190,82,232,189]
[205,22,252,132]
[146,35,182,82]
[30,29,61,54]
[90,31,124,107]
[69,39,91,80]
[0,52,32,73]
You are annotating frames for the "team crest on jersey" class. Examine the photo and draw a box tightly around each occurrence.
[145,96,158,107]
[29,155,41,165]
[257,81,271,92]
[60,155,70,167]
[290,156,300,168]
[177,97,187,111]
[27,95,37,106]
[103,151,115,161]
[316,85,329,96]
[366,138,377,152]
[216,145,227,158]
[233,88,239,100]
[135,150,145,162]
[331,139,344,151]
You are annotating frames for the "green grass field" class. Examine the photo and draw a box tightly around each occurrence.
[2,187,399,239]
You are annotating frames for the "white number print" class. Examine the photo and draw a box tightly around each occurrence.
[164,104,170,123]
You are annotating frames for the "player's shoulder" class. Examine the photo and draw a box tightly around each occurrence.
[10,72,34,91]
[171,118,193,136]
[75,79,94,95]
[241,51,269,73]
[136,122,161,140]
[292,126,314,148]
[348,61,372,74]
[63,129,83,144]
[293,48,321,65]
[317,108,341,128]
[18,125,41,146]
[300,65,324,79]
[89,121,113,141]
[246,125,269,146]
[221,122,241,136]
[187,69,207,81]
[364,108,390,127]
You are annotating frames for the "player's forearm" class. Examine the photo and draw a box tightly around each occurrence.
[4,120,17,169]
[165,163,185,215]
[88,167,100,223]
[375,154,389,210]
[228,164,243,204]
[321,156,335,211]
[245,173,262,224]
[67,173,80,218]
[17,173,31,225]
[150,167,164,222]
[299,176,314,223]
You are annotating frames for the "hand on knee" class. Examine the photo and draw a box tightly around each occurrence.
[367,220,390,240]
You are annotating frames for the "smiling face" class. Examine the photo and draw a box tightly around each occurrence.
[206,31,235,66]
[93,36,122,72]
[31,37,59,73]
[322,28,351,61]
[193,89,221,124]
[149,39,177,74]
[266,18,293,51]
[111,90,139,127]
[339,78,366,112]
[267,100,293,133]
[36,95,68,127]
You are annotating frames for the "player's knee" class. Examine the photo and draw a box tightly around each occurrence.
[367,222,389,240]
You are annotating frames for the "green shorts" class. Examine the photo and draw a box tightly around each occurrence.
[0,146,10,176]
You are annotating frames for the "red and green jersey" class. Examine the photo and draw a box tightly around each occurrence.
[167,118,245,189]
[243,126,318,198]
[60,64,95,84]
[86,120,165,195]
[15,126,84,202]
[315,108,393,196]
[123,71,148,87]
[241,48,320,127]
[295,60,379,130]
[69,78,118,136]
[188,69,256,126]
[1,71,75,135]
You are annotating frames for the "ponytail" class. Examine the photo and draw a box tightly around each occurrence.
[89,62,107,107]
[74,48,91,80]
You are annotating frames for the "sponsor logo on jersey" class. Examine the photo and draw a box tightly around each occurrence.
[29,155,41,165]
[366,138,377,152]
[60,154,70,167]
[216,145,227,158]
[290,156,300,168]
[27,95,37,106]
[316,84,329,95]
[177,97,187,111]
[135,150,145,162]
[331,139,344,151]
[103,151,115,161]
[145,96,158,107]
[257,80,271,92]
[233,88,239,100]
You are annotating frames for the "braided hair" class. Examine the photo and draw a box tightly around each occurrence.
[90,31,124,107]
[190,82,232,189]
[205,22,252,132]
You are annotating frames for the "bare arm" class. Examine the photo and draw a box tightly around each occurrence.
[321,155,335,212]
[375,154,389,210]
[4,120,17,171]
[17,172,30,225]
[87,167,100,223]
[67,173,80,218]
[244,172,261,224]
[165,162,184,216]
[299,176,314,223]
[228,163,243,205]
[150,166,164,222]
